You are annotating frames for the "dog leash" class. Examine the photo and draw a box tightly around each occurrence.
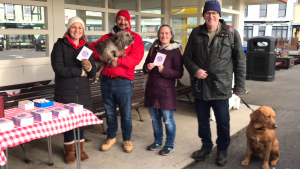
[235,89,254,112]
[240,97,254,112]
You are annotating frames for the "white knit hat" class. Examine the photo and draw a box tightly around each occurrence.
[67,16,85,31]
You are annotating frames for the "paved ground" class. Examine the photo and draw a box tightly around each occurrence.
[0,49,46,60]
[187,64,300,169]
[2,60,300,169]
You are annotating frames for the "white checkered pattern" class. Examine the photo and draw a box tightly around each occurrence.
[0,102,102,166]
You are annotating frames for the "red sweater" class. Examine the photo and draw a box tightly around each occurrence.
[89,28,144,80]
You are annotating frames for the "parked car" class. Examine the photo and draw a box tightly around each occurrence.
[86,35,102,45]
[143,39,155,51]
[35,35,46,51]
[0,35,4,51]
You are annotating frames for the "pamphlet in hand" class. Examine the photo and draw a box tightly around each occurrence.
[77,46,93,61]
[153,52,166,66]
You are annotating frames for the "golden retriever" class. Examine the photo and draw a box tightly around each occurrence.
[241,106,279,169]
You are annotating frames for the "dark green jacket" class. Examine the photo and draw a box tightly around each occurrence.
[182,19,246,100]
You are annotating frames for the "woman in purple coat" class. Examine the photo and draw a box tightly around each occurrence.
[143,24,183,156]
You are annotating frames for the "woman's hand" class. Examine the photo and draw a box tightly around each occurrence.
[147,63,156,71]
[81,69,88,77]
[81,59,92,72]
[158,66,164,73]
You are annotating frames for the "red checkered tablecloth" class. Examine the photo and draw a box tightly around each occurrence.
[0,102,103,166]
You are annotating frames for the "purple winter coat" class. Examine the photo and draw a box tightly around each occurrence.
[143,42,184,110]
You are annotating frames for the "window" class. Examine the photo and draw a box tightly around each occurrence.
[23,6,31,16]
[245,5,248,17]
[65,9,103,31]
[260,5,267,17]
[278,4,286,17]
[272,26,288,38]
[258,26,266,36]
[142,0,162,14]
[141,16,161,33]
[65,0,104,8]
[1,4,45,29]
[5,4,14,16]
[244,26,253,41]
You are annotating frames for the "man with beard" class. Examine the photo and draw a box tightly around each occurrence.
[90,10,144,153]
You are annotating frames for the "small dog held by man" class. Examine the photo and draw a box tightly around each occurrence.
[241,106,280,169]
[93,30,135,82]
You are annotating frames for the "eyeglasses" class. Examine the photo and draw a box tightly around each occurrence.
[204,12,219,16]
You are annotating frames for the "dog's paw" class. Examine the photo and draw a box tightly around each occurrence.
[241,159,249,165]
[262,164,269,169]
[270,159,279,166]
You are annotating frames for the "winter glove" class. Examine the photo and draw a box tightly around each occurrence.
[81,59,92,72]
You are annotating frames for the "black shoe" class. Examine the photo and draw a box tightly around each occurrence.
[192,149,211,161]
[159,146,174,156]
[147,143,162,151]
[216,152,227,166]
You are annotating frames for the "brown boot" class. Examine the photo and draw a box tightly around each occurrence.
[64,141,76,164]
[80,139,89,162]
[101,138,116,151]
[123,141,133,153]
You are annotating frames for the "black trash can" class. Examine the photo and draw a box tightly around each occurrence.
[246,36,277,81]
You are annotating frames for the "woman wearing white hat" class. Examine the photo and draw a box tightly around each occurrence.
[51,16,96,164]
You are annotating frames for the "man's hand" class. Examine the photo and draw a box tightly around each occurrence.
[110,58,119,68]
[234,94,241,98]
[98,54,108,62]
[81,59,92,72]
[147,63,156,71]
[158,66,164,73]
[194,69,208,79]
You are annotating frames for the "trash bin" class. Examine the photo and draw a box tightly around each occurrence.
[246,36,277,81]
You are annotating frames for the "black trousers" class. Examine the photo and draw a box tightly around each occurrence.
[195,98,230,152]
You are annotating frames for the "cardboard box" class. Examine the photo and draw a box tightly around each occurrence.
[12,113,34,127]
[0,118,14,132]
[34,100,54,108]
[18,100,34,110]
[50,107,69,118]
[64,103,83,114]
[31,109,52,122]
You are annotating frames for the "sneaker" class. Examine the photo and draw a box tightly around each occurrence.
[191,149,211,161]
[159,146,174,156]
[100,138,116,151]
[216,152,227,166]
[147,143,162,151]
[124,141,133,153]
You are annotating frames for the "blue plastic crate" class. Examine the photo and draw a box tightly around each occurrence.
[34,100,54,108]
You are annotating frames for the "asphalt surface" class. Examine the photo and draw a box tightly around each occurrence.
[186,65,300,169]
[0,49,46,60]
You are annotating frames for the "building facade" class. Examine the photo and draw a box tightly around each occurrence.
[244,0,295,44]
[293,0,300,41]
[0,0,286,86]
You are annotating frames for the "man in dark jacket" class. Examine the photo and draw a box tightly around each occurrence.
[182,0,246,166]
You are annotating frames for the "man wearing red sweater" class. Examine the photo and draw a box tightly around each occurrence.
[90,10,144,153]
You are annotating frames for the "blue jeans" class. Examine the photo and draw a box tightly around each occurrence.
[101,76,133,141]
[64,129,84,143]
[148,108,176,147]
[195,98,230,152]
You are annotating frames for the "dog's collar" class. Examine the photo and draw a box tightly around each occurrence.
[255,126,265,130]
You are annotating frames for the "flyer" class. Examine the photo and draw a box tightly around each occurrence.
[153,52,166,66]
[77,46,93,61]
